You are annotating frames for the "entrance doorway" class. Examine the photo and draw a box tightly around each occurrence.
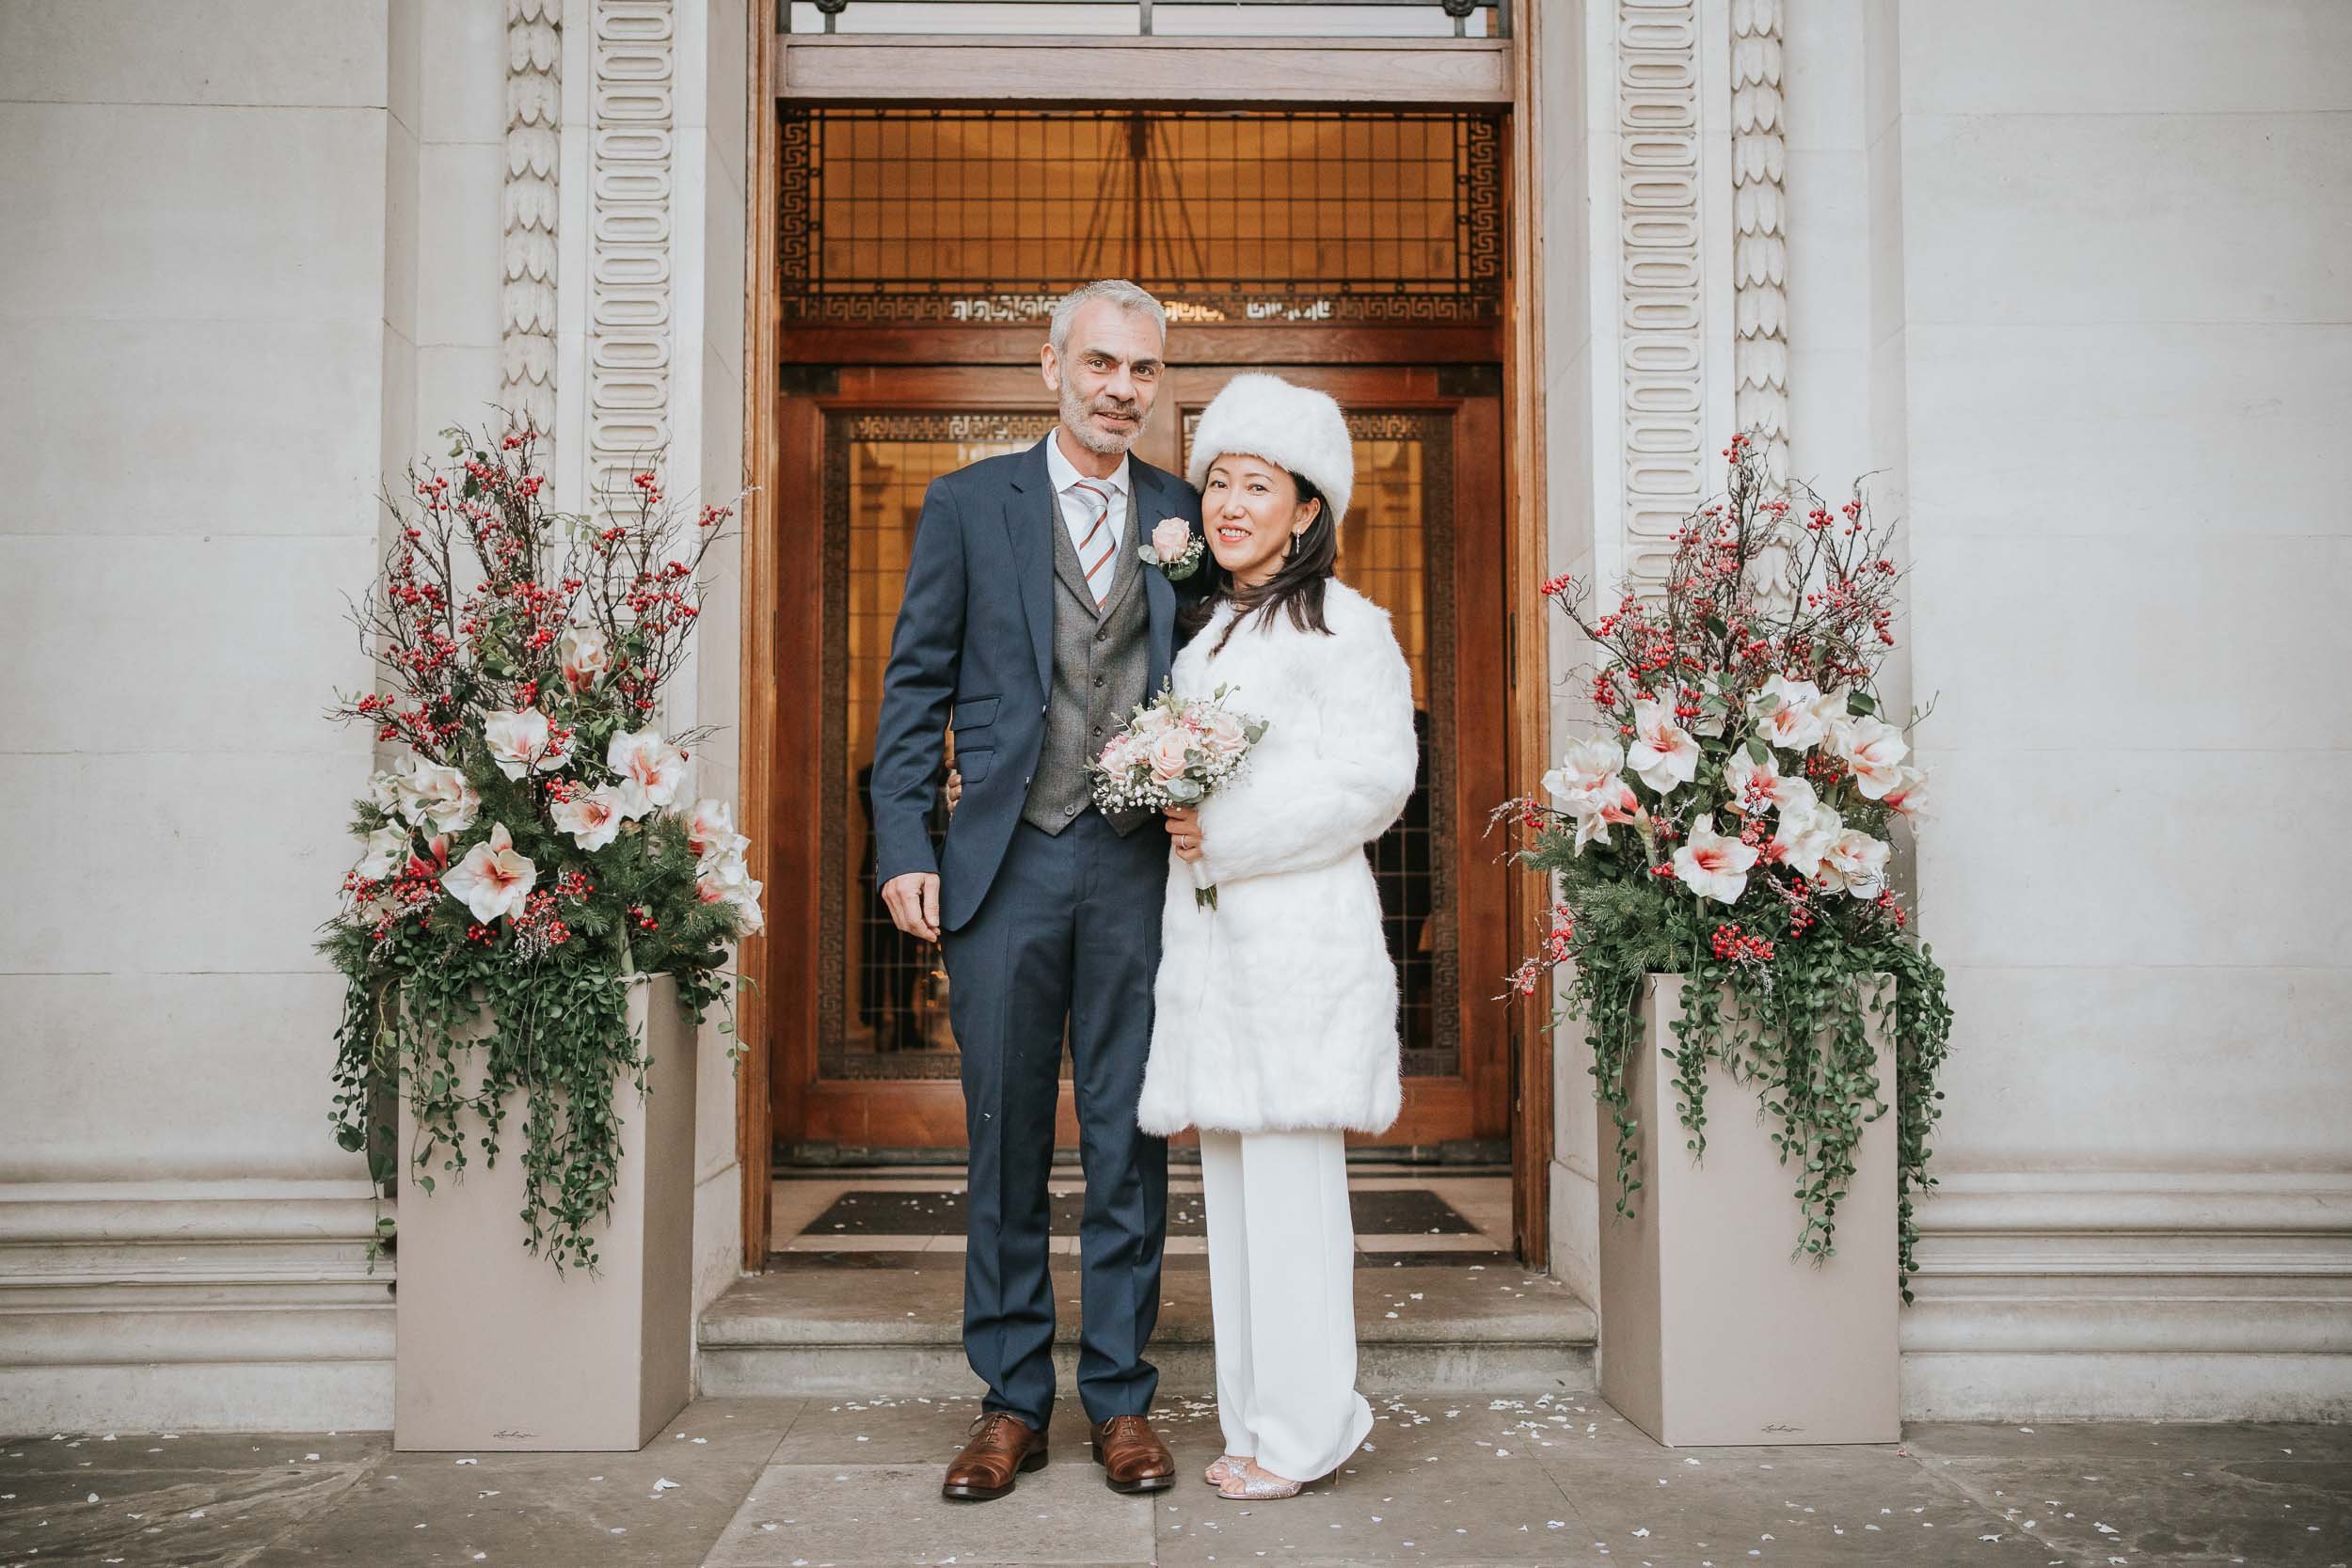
[739,85,1553,1269]
[767,367,1508,1158]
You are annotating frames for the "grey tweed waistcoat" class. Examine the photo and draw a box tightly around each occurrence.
[1022,481,1153,835]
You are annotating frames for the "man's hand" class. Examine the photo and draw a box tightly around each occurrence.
[882,871,942,942]
[945,768,963,812]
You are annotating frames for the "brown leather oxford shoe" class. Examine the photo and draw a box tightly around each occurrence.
[941,1411,1049,1502]
[1089,1414,1175,1494]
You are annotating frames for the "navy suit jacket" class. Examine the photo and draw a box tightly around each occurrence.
[869,436,1206,933]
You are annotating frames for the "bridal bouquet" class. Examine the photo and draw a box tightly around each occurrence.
[319,421,758,1272]
[1092,684,1266,909]
[1500,430,1953,1293]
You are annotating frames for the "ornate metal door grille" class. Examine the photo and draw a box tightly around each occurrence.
[780,108,1503,326]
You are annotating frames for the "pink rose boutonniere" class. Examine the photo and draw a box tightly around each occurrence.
[1140,516,1206,581]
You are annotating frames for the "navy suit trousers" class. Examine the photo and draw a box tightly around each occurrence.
[943,810,1168,1429]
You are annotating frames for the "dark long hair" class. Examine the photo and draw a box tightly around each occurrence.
[1176,469,1339,657]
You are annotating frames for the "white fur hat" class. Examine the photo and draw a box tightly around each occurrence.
[1185,372,1355,530]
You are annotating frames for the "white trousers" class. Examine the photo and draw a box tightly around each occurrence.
[1198,1128,1376,1481]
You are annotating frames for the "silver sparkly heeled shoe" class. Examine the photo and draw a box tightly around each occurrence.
[1216,1460,1305,1501]
[1203,1453,1252,1487]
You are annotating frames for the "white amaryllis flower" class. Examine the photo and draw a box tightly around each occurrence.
[696,847,764,934]
[1881,765,1930,818]
[558,625,611,691]
[1815,827,1891,899]
[1671,812,1759,905]
[608,727,687,818]
[1829,714,1910,800]
[684,798,748,860]
[550,784,631,852]
[1571,775,1648,853]
[1764,799,1841,880]
[1750,674,1827,752]
[1724,747,1816,816]
[1627,700,1700,795]
[484,706,572,782]
[369,753,419,817]
[441,821,537,923]
[1542,737,1626,810]
[353,823,410,881]
[405,762,479,833]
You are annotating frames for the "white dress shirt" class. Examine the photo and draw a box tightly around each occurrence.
[1043,434,1131,607]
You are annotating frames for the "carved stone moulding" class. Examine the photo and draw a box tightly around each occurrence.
[586,0,677,522]
[1616,0,1705,594]
[503,0,562,436]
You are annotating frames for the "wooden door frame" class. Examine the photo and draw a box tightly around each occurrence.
[764,368,1506,1157]
[1502,0,1552,1269]
[737,21,1555,1271]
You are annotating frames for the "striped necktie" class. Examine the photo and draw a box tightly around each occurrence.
[1071,480,1118,609]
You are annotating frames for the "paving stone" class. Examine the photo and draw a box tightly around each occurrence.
[7,1396,2346,1567]
[0,1429,387,1474]
[0,1461,375,1567]
[1152,1402,1591,1568]
[1901,1422,2352,1567]
[769,1392,993,1465]
[1903,1418,2352,1467]
[703,1461,1153,1566]
[240,1399,801,1567]
[1543,1433,2045,1565]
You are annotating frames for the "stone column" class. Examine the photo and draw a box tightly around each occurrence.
[1545,0,1743,1310]
[552,0,752,1324]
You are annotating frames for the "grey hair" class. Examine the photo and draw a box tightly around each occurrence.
[1047,279,1168,360]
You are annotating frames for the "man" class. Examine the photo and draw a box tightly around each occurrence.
[869,279,1204,1502]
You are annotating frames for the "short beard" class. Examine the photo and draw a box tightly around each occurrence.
[1060,379,1145,456]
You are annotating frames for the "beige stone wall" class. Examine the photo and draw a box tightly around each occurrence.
[0,0,756,1433]
[0,0,406,1430]
[1545,0,2351,1419]
[1868,0,2352,1420]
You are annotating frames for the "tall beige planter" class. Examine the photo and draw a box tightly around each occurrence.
[1598,973,1899,1447]
[394,974,697,1452]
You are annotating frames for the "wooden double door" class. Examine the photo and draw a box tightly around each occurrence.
[766,364,1508,1156]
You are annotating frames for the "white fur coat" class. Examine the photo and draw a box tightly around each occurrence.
[1136,580,1420,1137]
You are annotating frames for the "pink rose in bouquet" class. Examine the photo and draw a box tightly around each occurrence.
[1146,726,1197,784]
[1090,683,1267,909]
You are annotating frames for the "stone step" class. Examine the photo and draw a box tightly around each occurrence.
[697,1254,1596,1399]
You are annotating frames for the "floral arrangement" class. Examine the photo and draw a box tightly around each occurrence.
[1092,684,1266,908]
[1138,515,1206,581]
[320,423,759,1273]
[1500,430,1953,1294]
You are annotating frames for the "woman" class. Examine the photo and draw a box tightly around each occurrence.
[1137,372,1420,1501]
